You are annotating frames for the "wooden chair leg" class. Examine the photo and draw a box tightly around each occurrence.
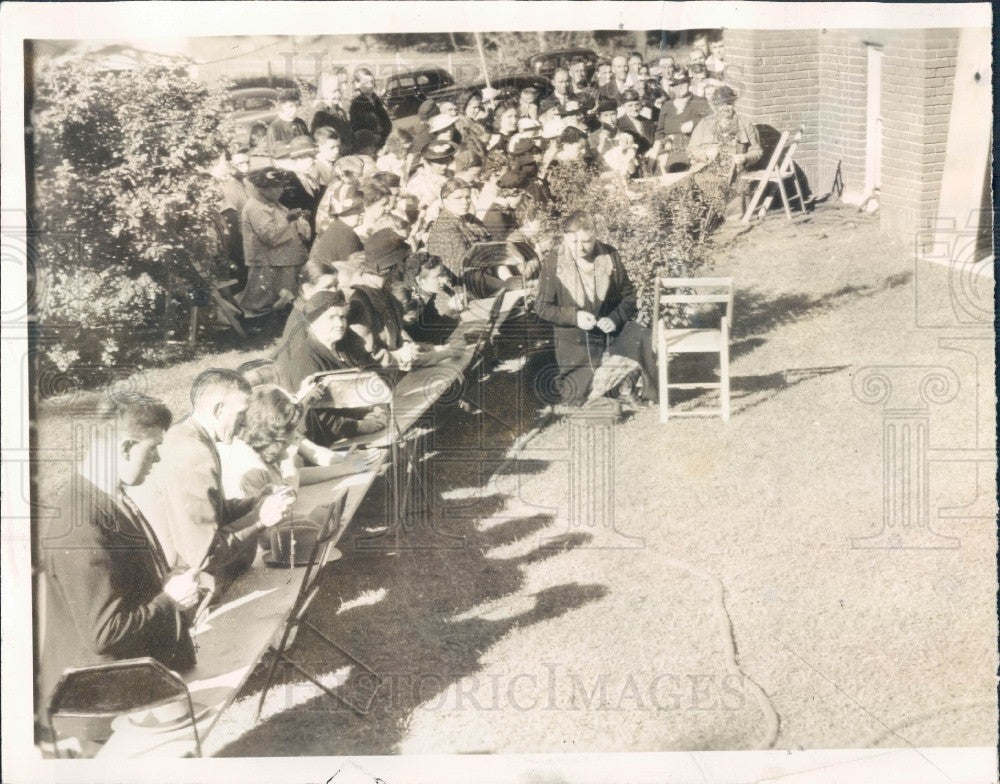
[792,172,806,213]
[658,331,669,423]
[720,331,730,422]
[741,177,769,223]
[777,177,793,221]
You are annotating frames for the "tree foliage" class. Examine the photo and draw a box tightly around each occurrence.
[30,60,234,383]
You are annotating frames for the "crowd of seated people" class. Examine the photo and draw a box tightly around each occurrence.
[39,42,758,733]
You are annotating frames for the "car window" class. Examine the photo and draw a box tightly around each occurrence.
[243,96,272,111]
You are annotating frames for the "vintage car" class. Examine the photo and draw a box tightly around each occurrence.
[382,67,456,120]
[223,87,278,147]
[427,73,554,108]
[525,47,600,82]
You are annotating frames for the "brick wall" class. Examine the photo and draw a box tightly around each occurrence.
[725,30,820,190]
[723,27,960,240]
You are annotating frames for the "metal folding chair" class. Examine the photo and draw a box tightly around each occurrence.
[254,492,382,719]
[45,657,203,758]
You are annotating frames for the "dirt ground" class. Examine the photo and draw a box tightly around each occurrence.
[33,203,997,756]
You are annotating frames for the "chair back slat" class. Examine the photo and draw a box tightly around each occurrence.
[656,277,734,322]
[779,125,805,175]
[660,293,732,305]
[760,131,789,177]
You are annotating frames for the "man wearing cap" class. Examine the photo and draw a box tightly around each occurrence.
[308,183,365,265]
[309,74,354,152]
[648,68,712,172]
[349,67,392,147]
[426,177,493,279]
[276,135,322,226]
[266,89,308,157]
[615,89,655,156]
[404,140,455,212]
[238,167,309,316]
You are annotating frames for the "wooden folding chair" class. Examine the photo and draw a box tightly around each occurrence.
[653,277,734,423]
[741,125,807,223]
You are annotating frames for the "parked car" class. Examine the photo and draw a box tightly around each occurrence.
[428,73,554,109]
[224,87,278,147]
[382,67,455,120]
[525,48,599,82]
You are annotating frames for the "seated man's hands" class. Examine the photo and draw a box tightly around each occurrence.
[577,310,597,331]
[164,568,201,611]
[258,486,296,529]
[596,316,616,334]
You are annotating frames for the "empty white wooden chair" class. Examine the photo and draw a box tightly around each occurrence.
[654,277,734,422]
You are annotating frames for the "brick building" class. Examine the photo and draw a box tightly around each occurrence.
[723,28,983,242]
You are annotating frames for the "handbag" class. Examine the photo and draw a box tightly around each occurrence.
[262,519,323,569]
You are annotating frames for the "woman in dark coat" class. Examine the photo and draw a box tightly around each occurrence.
[272,290,389,445]
[534,210,657,406]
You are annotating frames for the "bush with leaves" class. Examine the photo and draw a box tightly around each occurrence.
[30,59,235,388]
[533,159,740,326]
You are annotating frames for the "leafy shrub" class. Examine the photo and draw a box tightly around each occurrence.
[533,159,740,325]
[30,59,235,382]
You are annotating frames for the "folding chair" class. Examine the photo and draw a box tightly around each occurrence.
[740,125,807,223]
[45,657,203,758]
[255,493,382,719]
[654,277,734,422]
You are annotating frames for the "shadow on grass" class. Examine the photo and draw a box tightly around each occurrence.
[214,323,602,756]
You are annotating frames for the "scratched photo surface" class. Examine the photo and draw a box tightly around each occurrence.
[9,4,996,774]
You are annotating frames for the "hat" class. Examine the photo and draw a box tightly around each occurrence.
[711,85,738,105]
[497,168,532,190]
[541,118,566,139]
[248,166,285,189]
[559,101,583,117]
[595,97,618,115]
[422,140,457,162]
[114,696,213,734]
[428,113,458,134]
[328,183,364,217]
[517,117,542,134]
[669,68,691,86]
[271,140,291,160]
[365,228,411,272]
[353,129,380,150]
[559,126,587,145]
[287,135,317,158]
[620,89,641,104]
[275,88,300,104]
[417,99,439,122]
[304,289,348,322]
[453,146,483,171]
[509,136,536,157]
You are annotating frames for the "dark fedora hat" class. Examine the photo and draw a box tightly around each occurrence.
[365,228,411,272]
[422,140,458,162]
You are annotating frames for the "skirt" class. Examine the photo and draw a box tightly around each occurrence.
[238,264,301,316]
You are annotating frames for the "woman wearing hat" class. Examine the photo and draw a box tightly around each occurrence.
[615,89,655,157]
[426,177,493,280]
[404,139,455,212]
[309,182,364,265]
[647,68,712,173]
[272,289,390,445]
[535,210,657,407]
[276,135,322,231]
[314,155,366,237]
[239,167,309,317]
[689,85,762,171]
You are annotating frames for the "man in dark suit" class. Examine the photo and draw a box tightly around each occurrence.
[37,394,202,718]
[349,67,392,147]
[129,370,294,578]
[647,69,713,172]
[598,55,631,102]
[308,74,354,152]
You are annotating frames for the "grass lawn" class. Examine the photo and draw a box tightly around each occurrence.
[33,203,997,755]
